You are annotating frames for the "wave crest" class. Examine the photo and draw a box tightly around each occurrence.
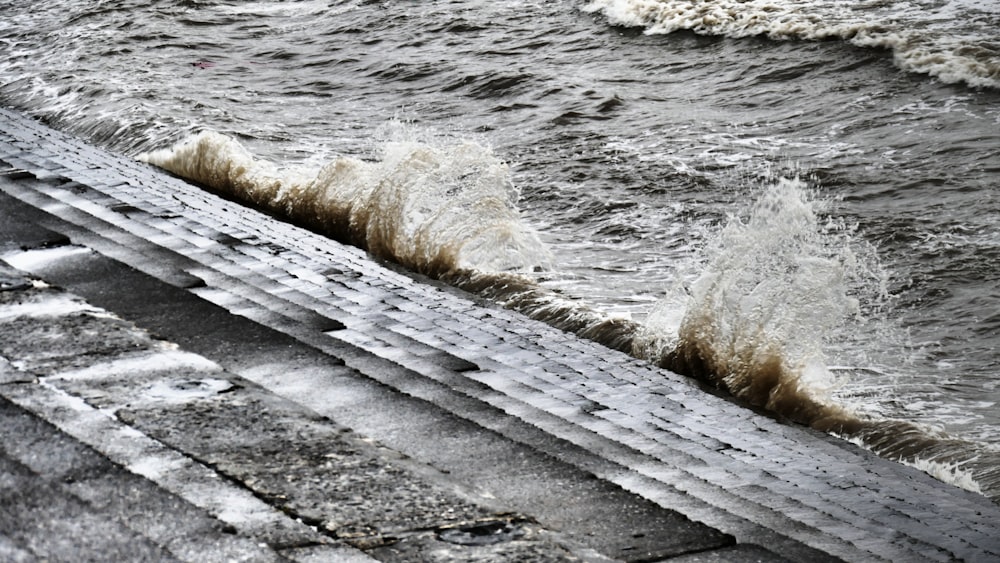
[584,0,1000,89]
[140,130,553,277]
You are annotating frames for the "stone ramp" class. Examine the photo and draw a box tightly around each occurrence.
[0,172,741,562]
[1,107,999,561]
[0,267,575,562]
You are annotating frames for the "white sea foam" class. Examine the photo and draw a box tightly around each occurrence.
[641,178,875,408]
[845,433,987,495]
[140,127,553,277]
[216,0,334,17]
[584,0,1000,89]
[909,458,984,495]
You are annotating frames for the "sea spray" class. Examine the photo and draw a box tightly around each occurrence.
[639,178,870,423]
[140,129,554,277]
[140,129,640,348]
[638,176,1000,498]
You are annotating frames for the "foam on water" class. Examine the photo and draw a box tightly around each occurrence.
[584,0,1000,89]
[635,176,1000,498]
[140,127,553,277]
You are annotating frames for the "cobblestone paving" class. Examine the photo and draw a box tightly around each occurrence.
[3,107,1000,562]
[0,267,589,562]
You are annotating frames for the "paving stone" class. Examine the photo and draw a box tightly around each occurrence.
[0,397,281,563]
[114,390,497,545]
[0,284,578,560]
[0,476,177,563]
[5,265,734,560]
[0,296,153,373]
[365,519,579,563]
[0,190,73,254]
[668,544,794,562]
[280,544,379,562]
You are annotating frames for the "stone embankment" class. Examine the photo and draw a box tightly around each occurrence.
[2,107,998,562]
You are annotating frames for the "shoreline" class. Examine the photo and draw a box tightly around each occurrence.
[2,106,998,562]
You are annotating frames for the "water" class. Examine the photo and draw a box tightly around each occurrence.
[1,0,998,498]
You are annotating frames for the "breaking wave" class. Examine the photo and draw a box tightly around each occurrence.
[635,177,1000,499]
[583,0,1000,89]
[139,129,639,350]
[140,128,553,276]
[141,132,1000,500]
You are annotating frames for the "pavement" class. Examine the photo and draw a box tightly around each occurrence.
[0,106,998,563]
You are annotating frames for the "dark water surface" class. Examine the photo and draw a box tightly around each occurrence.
[2,0,998,496]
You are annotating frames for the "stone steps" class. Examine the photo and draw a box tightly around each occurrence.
[3,107,999,562]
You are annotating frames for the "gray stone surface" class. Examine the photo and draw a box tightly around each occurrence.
[0,201,738,557]
[115,392,494,544]
[366,520,580,562]
[0,279,581,560]
[1,106,999,562]
[0,396,282,563]
[668,545,793,563]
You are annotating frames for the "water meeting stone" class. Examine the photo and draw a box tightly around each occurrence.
[1,107,999,562]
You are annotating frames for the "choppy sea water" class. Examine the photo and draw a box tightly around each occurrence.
[1,0,998,498]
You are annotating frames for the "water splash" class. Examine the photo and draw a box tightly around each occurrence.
[141,128,640,347]
[637,178,868,420]
[140,128,553,277]
[637,176,1000,499]
[142,133,1000,500]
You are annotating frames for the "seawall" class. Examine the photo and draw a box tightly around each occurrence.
[1,107,998,562]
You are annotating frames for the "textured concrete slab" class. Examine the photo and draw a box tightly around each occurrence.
[0,234,737,562]
[1,106,999,562]
[0,278,587,561]
[0,395,282,562]
[0,205,740,559]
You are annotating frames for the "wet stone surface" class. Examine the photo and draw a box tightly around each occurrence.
[437,519,527,546]
[369,519,580,562]
[0,275,576,560]
[114,389,499,546]
[668,544,795,562]
[0,396,282,563]
[0,291,152,374]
